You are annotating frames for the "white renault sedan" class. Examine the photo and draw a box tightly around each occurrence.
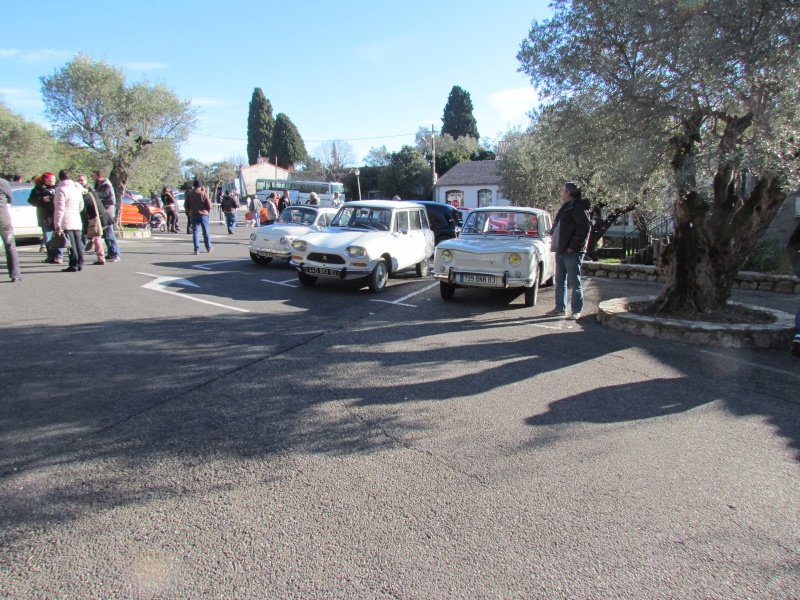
[249,206,337,265]
[290,200,434,292]
[433,206,555,306]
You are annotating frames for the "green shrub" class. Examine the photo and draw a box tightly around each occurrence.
[741,238,792,274]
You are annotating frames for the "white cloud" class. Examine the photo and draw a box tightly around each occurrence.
[486,87,539,123]
[125,61,169,71]
[0,49,21,58]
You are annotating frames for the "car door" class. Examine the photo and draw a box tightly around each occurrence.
[396,209,430,269]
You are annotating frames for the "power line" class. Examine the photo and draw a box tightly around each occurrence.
[192,132,418,143]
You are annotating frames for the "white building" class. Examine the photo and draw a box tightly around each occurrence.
[433,160,511,208]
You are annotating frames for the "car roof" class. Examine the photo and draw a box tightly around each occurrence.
[10,182,34,190]
[470,206,549,216]
[344,200,421,209]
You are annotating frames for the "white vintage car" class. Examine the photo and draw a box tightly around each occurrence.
[9,183,41,239]
[290,200,435,292]
[433,206,555,306]
[248,206,338,265]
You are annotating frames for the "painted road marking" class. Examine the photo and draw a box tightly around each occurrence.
[137,272,250,313]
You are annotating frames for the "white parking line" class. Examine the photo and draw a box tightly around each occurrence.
[193,259,251,270]
[137,272,250,313]
[371,281,438,307]
[261,278,300,288]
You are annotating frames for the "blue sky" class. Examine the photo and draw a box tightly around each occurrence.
[1,0,552,166]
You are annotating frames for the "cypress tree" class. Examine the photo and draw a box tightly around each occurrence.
[441,85,480,140]
[272,113,308,169]
[247,88,274,165]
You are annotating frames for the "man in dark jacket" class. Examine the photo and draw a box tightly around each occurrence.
[546,182,592,319]
[0,178,22,282]
[90,171,121,262]
[185,180,213,254]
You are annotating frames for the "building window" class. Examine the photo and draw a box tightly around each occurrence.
[446,190,464,208]
[478,189,493,207]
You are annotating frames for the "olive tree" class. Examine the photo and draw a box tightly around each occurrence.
[40,54,198,220]
[0,102,56,179]
[518,0,800,314]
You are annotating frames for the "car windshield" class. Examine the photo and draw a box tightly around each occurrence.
[331,206,392,231]
[12,187,33,203]
[462,211,539,237]
[277,207,317,225]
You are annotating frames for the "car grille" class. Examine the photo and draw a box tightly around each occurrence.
[307,252,346,264]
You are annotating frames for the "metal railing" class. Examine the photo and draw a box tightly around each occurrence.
[621,212,673,264]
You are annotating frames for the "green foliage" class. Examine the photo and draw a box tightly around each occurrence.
[182,159,237,198]
[441,86,479,140]
[127,141,183,193]
[0,102,57,179]
[741,238,793,274]
[379,146,431,199]
[40,53,197,208]
[363,146,390,167]
[247,88,274,165]
[273,113,308,170]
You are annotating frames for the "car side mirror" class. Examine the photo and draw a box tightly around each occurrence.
[400,227,409,235]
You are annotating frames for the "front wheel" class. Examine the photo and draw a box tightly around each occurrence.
[369,259,389,293]
[250,252,272,266]
[298,271,317,286]
[524,263,540,307]
[415,258,429,278]
[440,281,456,300]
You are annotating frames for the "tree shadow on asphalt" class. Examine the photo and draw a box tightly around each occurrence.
[1,277,798,544]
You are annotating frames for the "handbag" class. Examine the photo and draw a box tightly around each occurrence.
[87,216,103,238]
[50,231,69,249]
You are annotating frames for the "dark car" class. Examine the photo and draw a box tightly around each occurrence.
[403,200,461,245]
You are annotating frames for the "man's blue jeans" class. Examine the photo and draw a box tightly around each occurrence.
[191,214,212,252]
[43,227,63,261]
[103,225,121,258]
[554,251,585,314]
[224,211,237,231]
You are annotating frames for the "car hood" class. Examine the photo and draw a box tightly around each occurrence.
[438,235,546,254]
[299,228,387,250]
[257,223,314,237]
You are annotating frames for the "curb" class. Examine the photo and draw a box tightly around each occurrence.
[116,227,152,239]
[597,296,795,349]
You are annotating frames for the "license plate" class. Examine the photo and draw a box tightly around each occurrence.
[258,250,276,257]
[306,266,341,277]
[460,274,497,284]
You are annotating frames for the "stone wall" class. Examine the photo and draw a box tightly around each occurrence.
[583,261,800,294]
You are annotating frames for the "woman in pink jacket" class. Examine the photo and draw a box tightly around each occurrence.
[54,170,85,272]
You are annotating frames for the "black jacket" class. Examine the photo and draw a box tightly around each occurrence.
[80,188,112,231]
[552,197,591,254]
[28,184,56,227]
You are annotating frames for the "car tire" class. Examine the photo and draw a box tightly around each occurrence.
[368,259,389,293]
[298,271,317,286]
[524,262,540,307]
[440,281,456,300]
[415,258,429,278]
[250,252,272,266]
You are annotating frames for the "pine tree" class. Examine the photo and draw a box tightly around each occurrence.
[272,113,308,170]
[247,88,274,165]
[441,85,480,140]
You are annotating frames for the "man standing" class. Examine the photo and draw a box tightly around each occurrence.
[278,190,291,213]
[185,179,213,254]
[221,190,239,234]
[262,192,279,225]
[546,182,592,320]
[91,171,121,262]
[0,177,22,282]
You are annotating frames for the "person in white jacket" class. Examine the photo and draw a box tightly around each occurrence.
[53,170,85,272]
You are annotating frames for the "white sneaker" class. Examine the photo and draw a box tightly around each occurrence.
[569,312,582,320]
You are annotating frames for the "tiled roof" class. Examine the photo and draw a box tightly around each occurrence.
[436,160,500,186]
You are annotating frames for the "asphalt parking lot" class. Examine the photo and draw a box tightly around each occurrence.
[1,225,799,598]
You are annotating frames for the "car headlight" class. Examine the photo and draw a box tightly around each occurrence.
[508,253,522,267]
[250,233,257,241]
[280,236,288,246]
[291,240,307,251]
[440,249,453,263]
[345,246,367,257]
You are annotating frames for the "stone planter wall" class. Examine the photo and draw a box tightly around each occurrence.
[584,261,800,294]
[116,227,152,239]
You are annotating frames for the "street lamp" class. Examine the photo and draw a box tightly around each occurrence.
[354,168,362,201]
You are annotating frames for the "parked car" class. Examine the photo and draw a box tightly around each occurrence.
[290,200,435,292]
[403,200,461,246]
[8,183,40,239]
[249,206,338,265]
[120,194,166,230]
[433,206,555,306]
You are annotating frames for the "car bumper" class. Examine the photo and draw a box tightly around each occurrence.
[249,245,291,259]
[434,268,535,288]
[291,259,374,280]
